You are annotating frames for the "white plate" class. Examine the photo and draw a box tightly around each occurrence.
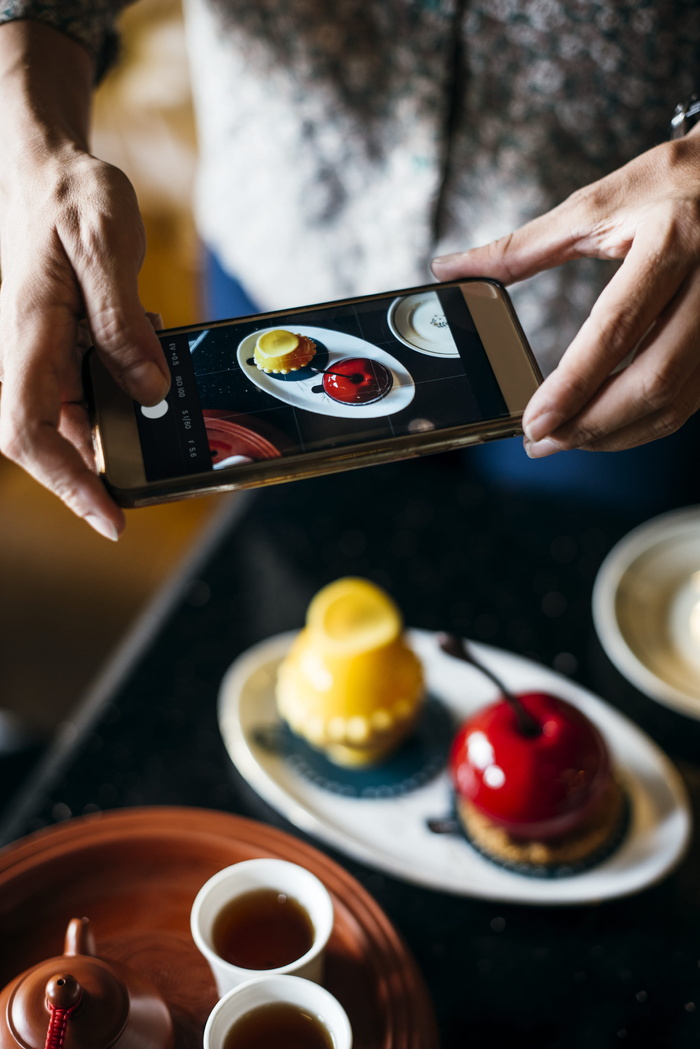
[387,293,459,357]
[593,506,700,720]
[237,326,415,418]
[218,630,691,905]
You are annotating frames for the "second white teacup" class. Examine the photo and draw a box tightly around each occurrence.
[204,974,352,1049]
[191,858,334,996]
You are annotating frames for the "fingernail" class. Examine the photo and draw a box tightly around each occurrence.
[431,253,461,266]
[124,361,170,405]
[523,410,562,444]
[85,513,120,541]
[524,437,562,459]
[146,311,164,331]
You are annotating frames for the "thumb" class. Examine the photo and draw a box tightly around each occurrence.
[86,284,170,406]
[68,185,171,405]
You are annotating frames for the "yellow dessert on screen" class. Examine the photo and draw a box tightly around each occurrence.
[276,577,424,767]
[253,329,316,374]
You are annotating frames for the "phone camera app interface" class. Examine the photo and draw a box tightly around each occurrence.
[135,286,508,482]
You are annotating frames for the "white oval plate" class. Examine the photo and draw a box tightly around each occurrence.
[237,326,415,418]
[218,630,691,905]
[593,506,700,720]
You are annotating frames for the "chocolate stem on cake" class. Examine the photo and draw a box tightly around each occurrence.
[438,633,540,738]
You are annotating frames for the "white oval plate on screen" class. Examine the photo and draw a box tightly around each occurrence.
[237,326,415,418]
[218,629,691,905]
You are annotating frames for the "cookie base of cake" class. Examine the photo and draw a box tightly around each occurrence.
[456,778,629,878]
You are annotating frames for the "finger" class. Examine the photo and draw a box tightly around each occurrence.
[430,158,640,285]
[0,309,125,539]
[432,218,573,286]
[76,318,93,351]
[525,276,700,454]
[556,359,700,453]
[59,399,97,471]
[77,310,164,349]
[84,278,170,407]
[431,186,609,286]
[146,310,164,331]
[522,227,690,443]
[61,184,170,406]
[1,399,126,539]
[578,385,700,451]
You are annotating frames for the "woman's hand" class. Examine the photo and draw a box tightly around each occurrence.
[0,21,169,539]
[432,132,700,458]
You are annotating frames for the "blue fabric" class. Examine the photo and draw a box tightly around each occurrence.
[201,246,261,321]
[201,246,698,513]
[464,422,699,515]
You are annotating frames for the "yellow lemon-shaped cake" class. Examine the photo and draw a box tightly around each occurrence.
[253,329,316,374]
[276,577,424,767]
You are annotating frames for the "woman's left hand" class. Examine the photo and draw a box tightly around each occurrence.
[432,132,700,457]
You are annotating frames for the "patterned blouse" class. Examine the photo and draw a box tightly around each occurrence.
[2,0,699,373]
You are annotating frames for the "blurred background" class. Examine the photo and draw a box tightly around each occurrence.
[0,1,219,766]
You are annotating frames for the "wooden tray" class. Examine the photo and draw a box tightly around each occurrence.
[0,807,438,1048]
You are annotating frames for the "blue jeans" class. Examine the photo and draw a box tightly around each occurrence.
[201,247,261,321]
[462,428,698,515]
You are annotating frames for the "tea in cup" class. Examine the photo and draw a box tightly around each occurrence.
[203,974,352,1049]
[190,859,334,996]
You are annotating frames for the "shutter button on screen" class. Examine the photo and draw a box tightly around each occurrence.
[141,400,169,419]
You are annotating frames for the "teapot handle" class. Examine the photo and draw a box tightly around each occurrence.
[64,917,96,958]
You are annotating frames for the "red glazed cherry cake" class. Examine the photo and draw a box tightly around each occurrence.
[440,636,626,875]
[323,357,393,405]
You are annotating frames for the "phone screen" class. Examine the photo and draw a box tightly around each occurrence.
[135,285,510,482]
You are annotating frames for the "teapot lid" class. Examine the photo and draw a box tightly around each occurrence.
[5,919,129,1049]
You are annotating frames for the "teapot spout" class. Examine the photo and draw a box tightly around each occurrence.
[64,918,96,958]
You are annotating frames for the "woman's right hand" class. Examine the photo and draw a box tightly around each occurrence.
[0,21,170,539]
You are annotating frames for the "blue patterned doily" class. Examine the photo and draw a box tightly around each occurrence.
[253,695,454,799]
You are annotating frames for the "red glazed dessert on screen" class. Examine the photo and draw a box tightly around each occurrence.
[323,357,393,405]
[441,636,626,875]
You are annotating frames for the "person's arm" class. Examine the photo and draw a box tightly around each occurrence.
[432,128,700,458]
[0,19,170,539]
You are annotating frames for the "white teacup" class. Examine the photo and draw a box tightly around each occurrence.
[190,858,334,997]
[204,974,352,1049]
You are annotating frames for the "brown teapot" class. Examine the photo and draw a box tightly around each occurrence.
[0,917,173,1049]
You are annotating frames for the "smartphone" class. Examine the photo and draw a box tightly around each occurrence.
[87,278,542,507]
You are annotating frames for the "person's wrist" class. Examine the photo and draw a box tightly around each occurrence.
[0,84,91,174]
[0,21,93,167]
[0,138,90,220]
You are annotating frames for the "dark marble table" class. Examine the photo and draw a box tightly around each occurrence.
[3,453,700,1049]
